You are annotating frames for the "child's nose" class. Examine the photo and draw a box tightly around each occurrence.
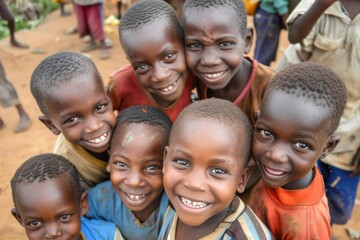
[200,47,221,66]
[44,222,62,238]
[266,144,289,163]
[126,172,143,186]
[152,64,170,82]
[183,169,207,191]
[84,116,102,133]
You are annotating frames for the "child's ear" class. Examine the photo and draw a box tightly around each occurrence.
[38,116,61,135]
[244,27,254,55]
[162,146,169,174]
[80,191,89,216]
[320,135,340,159]
[236,166,252,194]
[11,208,24,226]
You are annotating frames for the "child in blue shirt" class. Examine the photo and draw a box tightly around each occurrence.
[84,105,172,240]
[10,153,121,240]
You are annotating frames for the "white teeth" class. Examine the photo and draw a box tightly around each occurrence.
[160,80,178,92]
[203,71,225,79]
[181,197,208,209]
[87,132,108,144]
[126,193,146,201]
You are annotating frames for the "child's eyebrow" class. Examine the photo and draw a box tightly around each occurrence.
[144,158,162,163]
[208,158,235,167]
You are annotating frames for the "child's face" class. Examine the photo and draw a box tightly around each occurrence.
[252,90,338,189]
[107,123,165,221]
[121,18,187,108]
[183,6,252,90]
[11,178,81,240]
[163,119,250,227]
[40,72,116,153]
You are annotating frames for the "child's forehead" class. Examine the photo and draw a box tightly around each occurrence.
[15,178,76,204]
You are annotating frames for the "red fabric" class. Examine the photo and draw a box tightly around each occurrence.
[74,4,105,40]
[248,168,332,240]
[108,65,193,122]
[197,57,276,125]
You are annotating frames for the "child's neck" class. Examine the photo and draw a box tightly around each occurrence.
[206,58,252,102]
[132,193,162,223]
[175,197,237,240]
[85,149,109,162]
[340,0,360,20]
[282,168,315,190]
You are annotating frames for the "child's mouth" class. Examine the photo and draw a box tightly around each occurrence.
[180,196,208,209]
[159,79,179,93]
[87,131,108,144]
[126,193,147,201]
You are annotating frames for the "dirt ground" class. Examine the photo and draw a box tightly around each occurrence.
[0,7,359,240]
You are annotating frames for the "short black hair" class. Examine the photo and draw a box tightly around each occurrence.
[266,62,348,134]
[30,51,102,115]
[11,153,82,207]
[171,98,253,165]
[111,105,173,148]
[182,0,247,35]
[119,0,183,46]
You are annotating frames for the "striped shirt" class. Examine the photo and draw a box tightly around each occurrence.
[159,197,274,240]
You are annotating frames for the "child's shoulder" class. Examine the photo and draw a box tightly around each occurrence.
[109,65,135,83]
[224,197,274,239]
[81,217,124,240]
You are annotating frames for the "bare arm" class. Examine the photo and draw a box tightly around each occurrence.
[351,147,360,176]
[288,0,337,44]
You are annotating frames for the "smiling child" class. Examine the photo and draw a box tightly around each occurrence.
[248,62,348,239]
[11,154,121,240]
[30,52,116,189]
[108,0,193,122]
[160,98,273,239]
[181,0,276,125]
[84,105,172,239]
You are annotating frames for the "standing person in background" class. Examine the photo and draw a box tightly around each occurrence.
[0,60,31,133]
[253,0,288,66]
[276,0,360,234]
[0,0,29,48]
[74,0,110,59]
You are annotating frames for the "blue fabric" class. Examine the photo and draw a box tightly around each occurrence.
[258,0,288,15]
[317,161,360,224]
[86,181,168,240]
[81,217,117,240]
[254,8,282,66]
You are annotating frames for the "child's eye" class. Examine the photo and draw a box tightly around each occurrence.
[135,65,149,74]
[164,53,175,61]
[210,168,228,175]
[187,42,202,50]
[294,141,310,150]
[145,164,162,174]
[64,116,79,125]
[219,41,233,48]
[174,159,190,168]
[28,220,42,228]
[260,129,273,137]
[115,161,127,168]
[58,214,71,222]
[95,103,107,112]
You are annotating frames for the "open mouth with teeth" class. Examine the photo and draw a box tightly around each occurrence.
[262,165,287,177]
[201,71,226,80]
[125,193,147,201]
[87,131,108,144]
[180,196,209,209]
[159,79,179,93]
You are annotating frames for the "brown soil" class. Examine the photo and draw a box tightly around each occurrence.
[0,9,358,240]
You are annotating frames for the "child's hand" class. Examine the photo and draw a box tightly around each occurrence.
[351,147,360,176]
